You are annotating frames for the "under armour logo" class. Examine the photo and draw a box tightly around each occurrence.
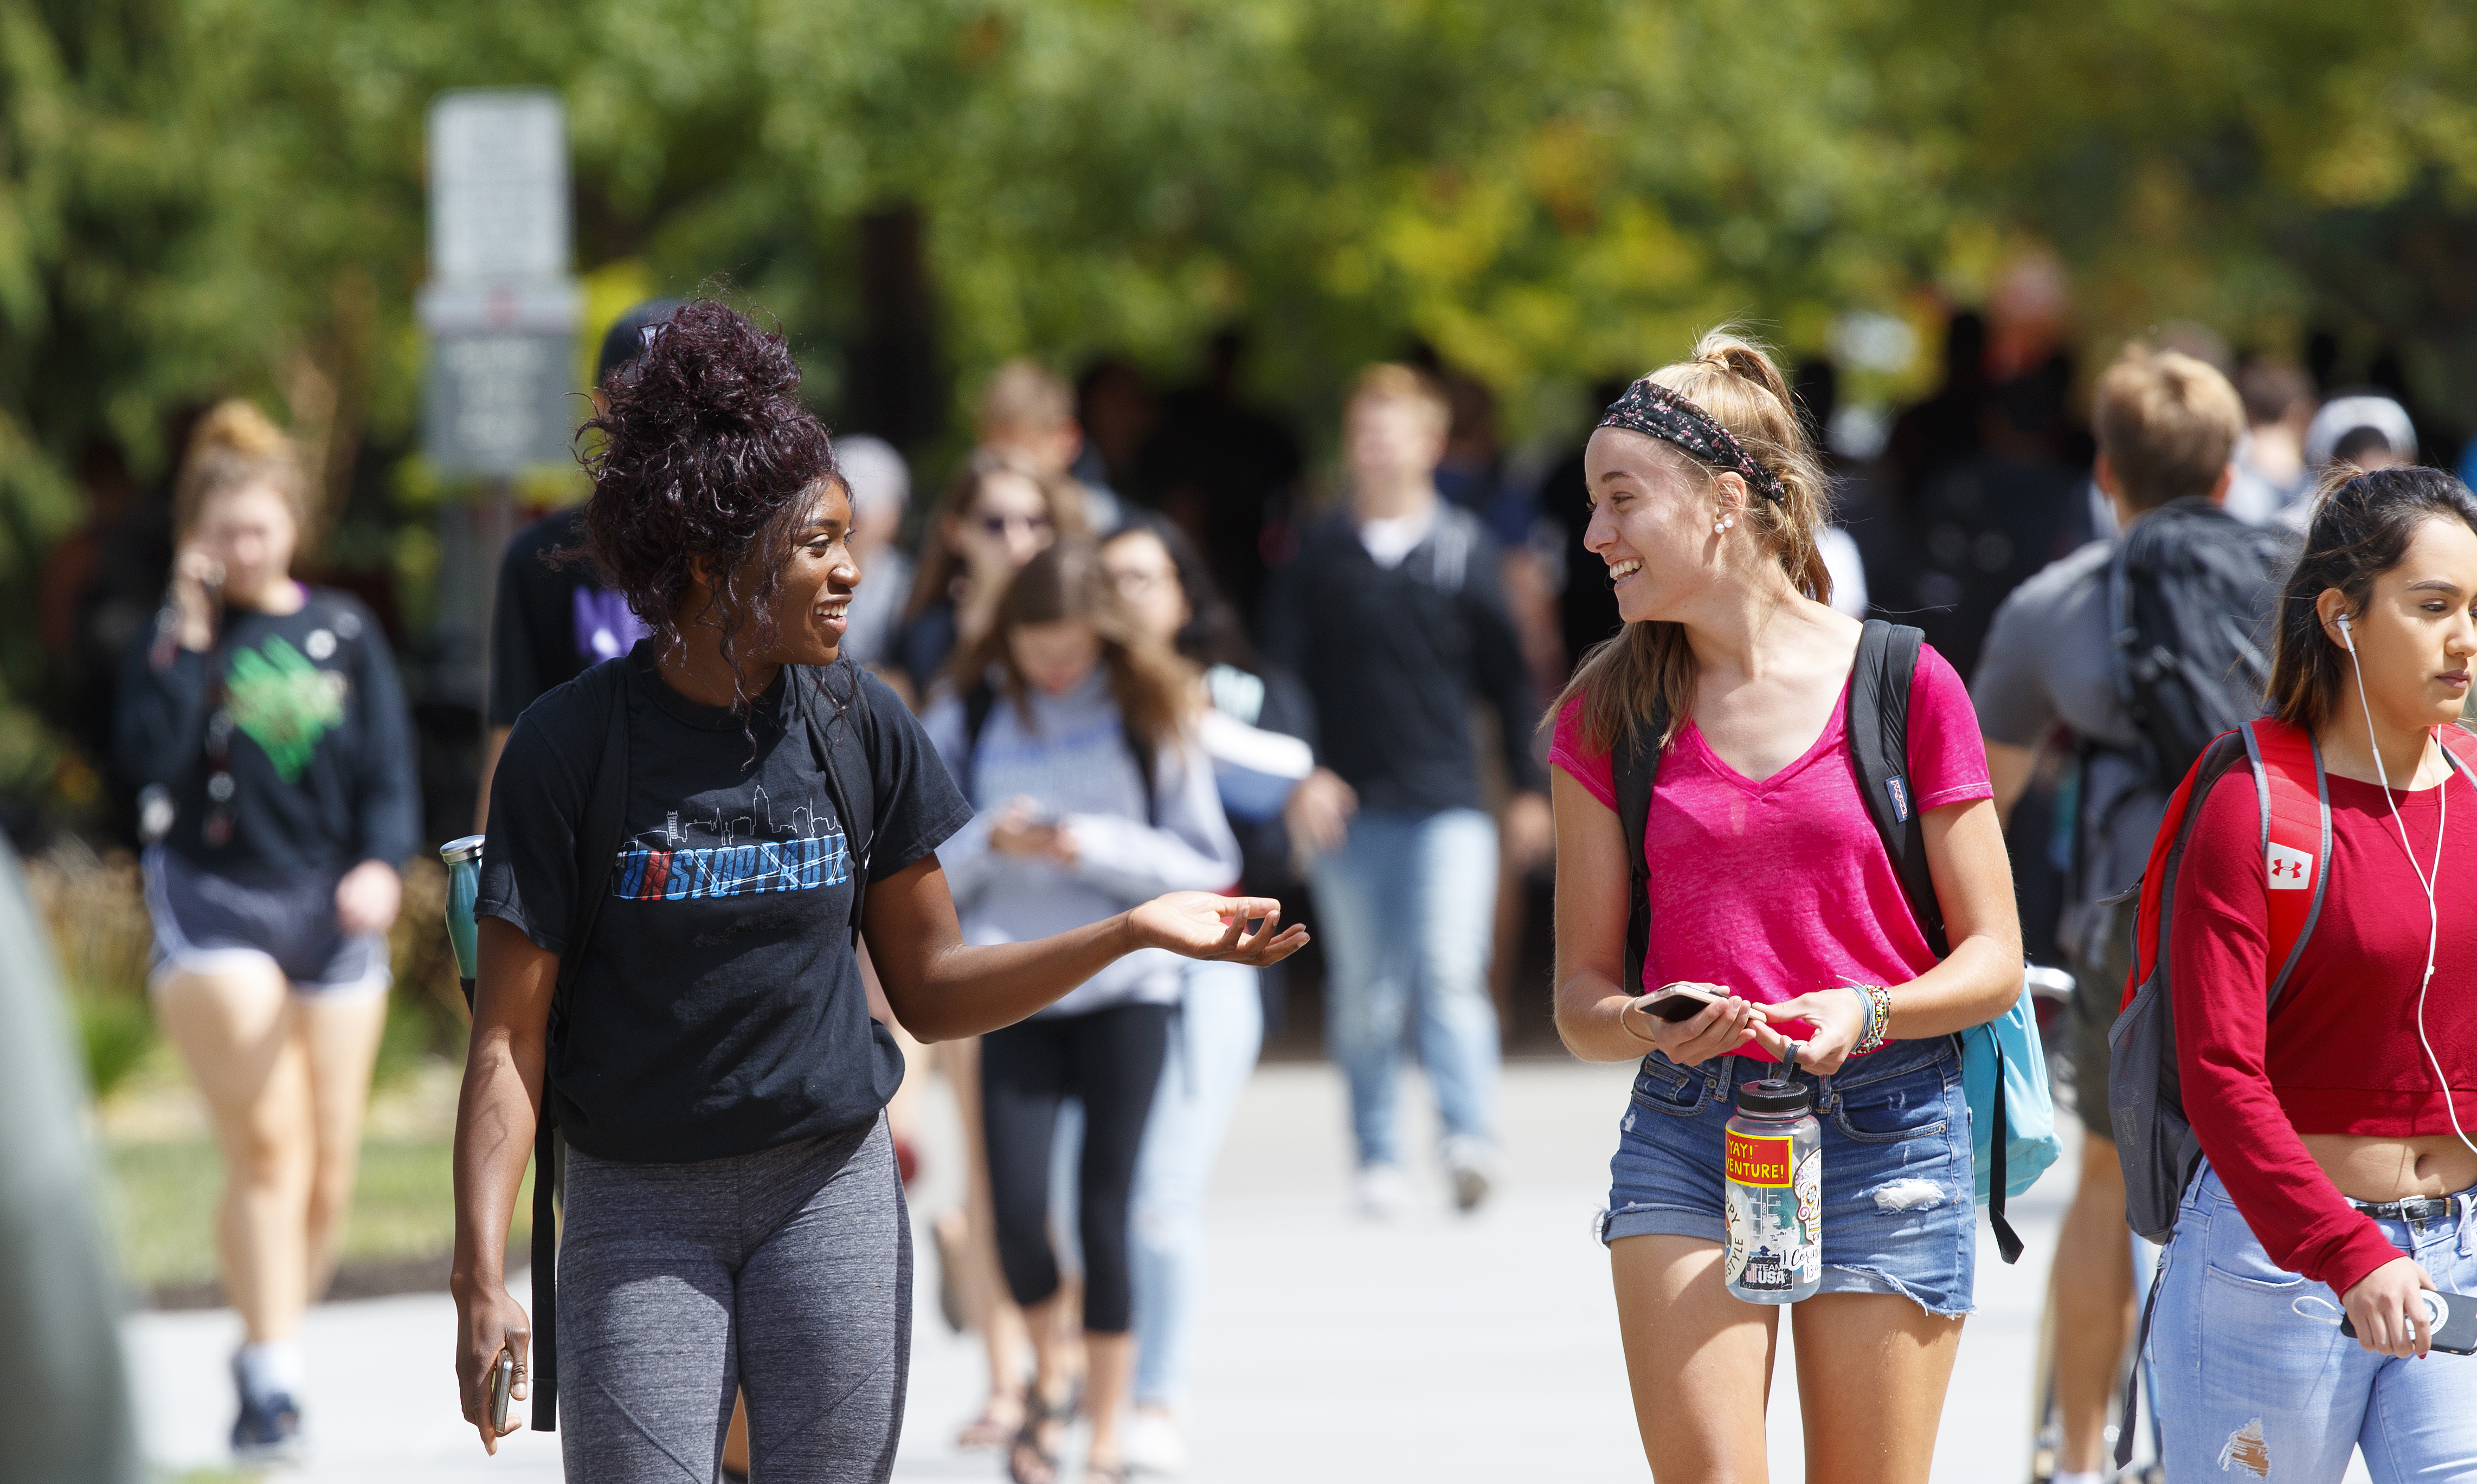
[2267,843,2314,891]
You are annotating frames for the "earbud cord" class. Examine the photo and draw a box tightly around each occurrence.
[2344,624,2477,1160]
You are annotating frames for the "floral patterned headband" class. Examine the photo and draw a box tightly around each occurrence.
[1596,377,1787,505]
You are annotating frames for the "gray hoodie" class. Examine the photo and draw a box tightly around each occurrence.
[925,668,1240,1017]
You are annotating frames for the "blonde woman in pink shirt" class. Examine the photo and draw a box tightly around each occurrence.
[1548,333,2024,1483]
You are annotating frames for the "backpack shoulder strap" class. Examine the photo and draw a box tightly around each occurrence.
[533,653,630,1431]
[2121,728,2250,1011]
[2243,717,2329,1009]
[961,683,998,805]
[1120,718,1160,827]
[1845,620,1948,957]
[1613,701,1667,1003]
[555,660,633,1031]
[802,659,880,946]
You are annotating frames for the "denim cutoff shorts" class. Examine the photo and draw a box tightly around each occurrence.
[1598,1033,1976,1317]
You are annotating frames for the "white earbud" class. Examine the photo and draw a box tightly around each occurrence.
[2338,610,2357,654]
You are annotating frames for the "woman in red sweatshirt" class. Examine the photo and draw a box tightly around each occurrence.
[2156,466,2477,1480]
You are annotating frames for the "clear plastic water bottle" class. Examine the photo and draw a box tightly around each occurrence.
[1724,1067,1822,1304]
[441,834,484,1010]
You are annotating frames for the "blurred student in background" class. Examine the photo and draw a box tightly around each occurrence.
[2226,358,2317,525]
[980,358,1122,530]
[1973,347,2270,1484]
[926,541,1242,1484]
[1101,512,1316,1473]
[473,298,675,825]
[114,402,419,1461]
[1260,365,1551,1218]
[893,456,1088,705]
[833,434,916,671]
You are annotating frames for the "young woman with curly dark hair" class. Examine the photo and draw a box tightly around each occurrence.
[449,299,1304,1483]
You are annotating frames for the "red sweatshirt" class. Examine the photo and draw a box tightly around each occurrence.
[2171,763,2477,1296]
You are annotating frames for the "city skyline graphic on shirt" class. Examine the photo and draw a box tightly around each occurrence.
[609,783,850,902]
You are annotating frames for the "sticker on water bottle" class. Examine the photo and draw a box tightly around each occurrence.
[1724,1131,1820,1297]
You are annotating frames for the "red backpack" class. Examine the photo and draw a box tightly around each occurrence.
[2104,714,2477,1467]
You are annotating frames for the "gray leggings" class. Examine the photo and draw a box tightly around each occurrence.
[558,1115,909,1483]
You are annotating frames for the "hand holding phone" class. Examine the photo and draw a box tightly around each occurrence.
[488,1349,519,1435]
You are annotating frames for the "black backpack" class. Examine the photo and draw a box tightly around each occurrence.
[524,655,879,1430]
[2107,497,2292,788]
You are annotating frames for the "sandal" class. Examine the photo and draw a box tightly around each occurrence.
[1006,1394,1069,1484]
[956,1390,1024,1450]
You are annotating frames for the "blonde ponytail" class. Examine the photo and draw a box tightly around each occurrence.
[1551,328,1835,756]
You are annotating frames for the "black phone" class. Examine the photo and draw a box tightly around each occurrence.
[2340,1288,2477,1355]
[1637,982,1728,1023]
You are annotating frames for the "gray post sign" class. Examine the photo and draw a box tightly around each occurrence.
[418,88,581,476]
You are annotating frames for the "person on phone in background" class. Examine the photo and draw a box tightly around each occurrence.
[114,401,419,1462]
[891,455,1089,707]
[1971,345,2272,1484]
[1547,334,2022,1482]
[2147,467,2477,1479]
[923,540,1243,1484]
[455,302,1301,1481]
[1099,512,1316,1474]
[473,298,678,827]
[1258,364,1552,1218]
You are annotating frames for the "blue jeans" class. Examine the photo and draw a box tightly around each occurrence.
[1308,807,1501,1169]
[2151,1161,2477,1481]
[1129,960,1264,1409]
[1600,1036,1977,1316]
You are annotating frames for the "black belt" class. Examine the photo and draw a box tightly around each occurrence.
[2352,1192,2468,1223]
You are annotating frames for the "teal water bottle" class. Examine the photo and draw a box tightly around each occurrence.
[441,834,484,1010]
[1723,1062,1822,1304]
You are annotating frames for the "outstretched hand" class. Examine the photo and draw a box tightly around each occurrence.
[1128,892,1309,966]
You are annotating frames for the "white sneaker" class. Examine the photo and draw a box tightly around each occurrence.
[1353,1163,1410,1220]
[1123,1409,1188,1475]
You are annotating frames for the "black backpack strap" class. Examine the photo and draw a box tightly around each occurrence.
[1121,718,1159,827]
[1847,620,1948,957]
[803,659,880,945]
[961,683,998,805]
[1613,702,1668,1009]
[532,657,631,1431]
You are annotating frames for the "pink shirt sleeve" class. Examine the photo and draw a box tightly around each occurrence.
[1905,644,1995,812]
[1548,694,1618,811]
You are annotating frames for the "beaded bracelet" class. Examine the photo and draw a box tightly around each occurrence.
[1849,983,1893,1055]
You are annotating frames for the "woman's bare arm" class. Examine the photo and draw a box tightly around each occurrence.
[865,855,1307,1042]
[448,916,557,1454]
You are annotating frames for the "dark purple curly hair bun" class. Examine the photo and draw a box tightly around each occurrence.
[578,298,839,710]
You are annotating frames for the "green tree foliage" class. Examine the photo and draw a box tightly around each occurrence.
[3,0,2475,734]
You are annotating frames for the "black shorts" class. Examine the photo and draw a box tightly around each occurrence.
[141,846,390,996]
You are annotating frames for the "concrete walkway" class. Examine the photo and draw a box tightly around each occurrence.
[128,1057,2359,1481]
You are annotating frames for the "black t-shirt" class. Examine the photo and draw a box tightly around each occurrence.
[487,507,649,728]
[477,646,972,1162]
[113,589,420,877]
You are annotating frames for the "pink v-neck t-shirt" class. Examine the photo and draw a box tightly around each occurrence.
[1549,644,1992,1057]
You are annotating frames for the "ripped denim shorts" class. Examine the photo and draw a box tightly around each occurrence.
[1598,1033,1976,1317]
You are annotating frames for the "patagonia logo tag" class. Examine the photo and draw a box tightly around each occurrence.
[2267,842,2314,891]
[1885,775,1912,824]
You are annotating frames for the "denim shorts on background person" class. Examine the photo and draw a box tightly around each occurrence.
[2151,1160,2477,1482]
[1599,1034,1976,1317]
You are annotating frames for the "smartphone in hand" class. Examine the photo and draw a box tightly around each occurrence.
[1636,981,1739,1023]
[489,1350,518,1434]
